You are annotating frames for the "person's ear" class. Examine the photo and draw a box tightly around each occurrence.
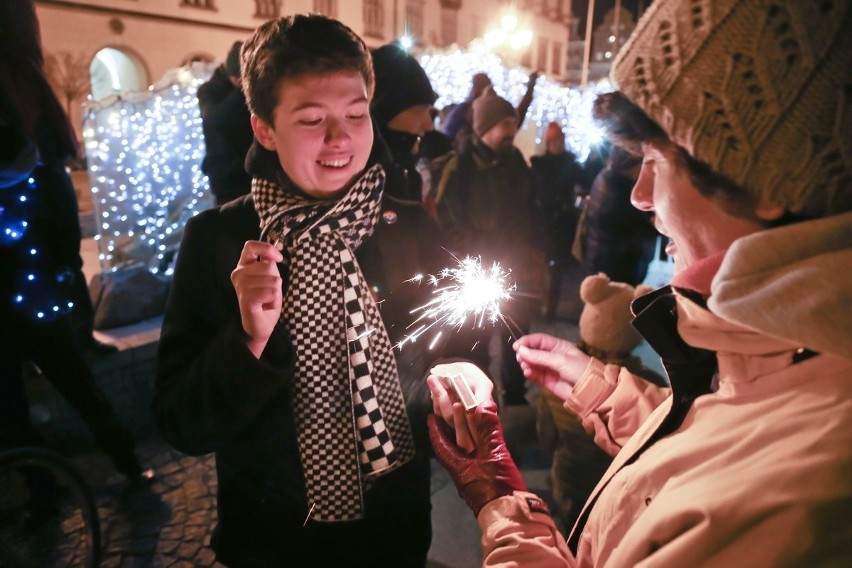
[251,114,276,151]
[755,200,785,221]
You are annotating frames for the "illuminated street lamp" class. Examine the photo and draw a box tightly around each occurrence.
[398,34,414,51]
[483,13,533,54]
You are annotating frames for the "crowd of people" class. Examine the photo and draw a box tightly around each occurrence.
[3,0,850,566]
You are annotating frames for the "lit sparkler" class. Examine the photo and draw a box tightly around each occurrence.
[397,256,517,350]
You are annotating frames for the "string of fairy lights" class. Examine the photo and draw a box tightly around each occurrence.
[77,51,608,280]
[1,170,77,321]
[418,47,612,161]
[81,63,215,273]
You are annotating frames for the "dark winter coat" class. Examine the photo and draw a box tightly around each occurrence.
[153,139,451,566]
[200,86,254,204]
[581,167,658,285]
[529,151,585,262]
[435,140,535,271]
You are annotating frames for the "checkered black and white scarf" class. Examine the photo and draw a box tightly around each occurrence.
[252,164,415,522]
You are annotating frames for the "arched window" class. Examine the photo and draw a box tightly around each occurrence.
[89,47,149,100]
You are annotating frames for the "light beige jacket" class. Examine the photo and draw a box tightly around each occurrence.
[479,213,852,567]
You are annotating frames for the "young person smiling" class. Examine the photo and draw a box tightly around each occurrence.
[153,15,474,567]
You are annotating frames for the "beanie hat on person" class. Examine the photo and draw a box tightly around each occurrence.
[472,88,517,137]
[225,41,243,78]
[611,0,852,219]
[471,72,492,97]
[371,43,437,128]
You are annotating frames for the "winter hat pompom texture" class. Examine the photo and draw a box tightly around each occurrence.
[579,273,652,355]
[370,43,437,128]
[612,0,852,219]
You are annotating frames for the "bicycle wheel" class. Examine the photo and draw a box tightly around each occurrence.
[0,447,101,568]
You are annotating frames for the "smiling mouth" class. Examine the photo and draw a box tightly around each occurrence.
[318,157,351,169]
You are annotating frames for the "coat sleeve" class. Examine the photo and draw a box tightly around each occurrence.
[565,358,671,457]
[152,209,296,456]
[479,492,576,567]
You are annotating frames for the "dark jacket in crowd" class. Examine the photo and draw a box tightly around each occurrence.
[529,150,586,262]
[200,87,254,205]
[0,86,140,477]
[435,140,535,270]
[581,166,659,286]
[197,66,236,120]
[153,135,452,566]
[379,126,424,204]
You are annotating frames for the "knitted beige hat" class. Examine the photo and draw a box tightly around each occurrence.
[611,0,852,218]
[473,88,518,137]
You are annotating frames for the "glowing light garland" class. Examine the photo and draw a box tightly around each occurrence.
[397,256,516,350]
[1,172,76,321]
[417,47,613,161]
[82,63,217,273]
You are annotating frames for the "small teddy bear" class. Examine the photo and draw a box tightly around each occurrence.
[537,273,663,531]
[575,272,654,366]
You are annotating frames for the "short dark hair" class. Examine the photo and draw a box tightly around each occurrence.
[593,91,761,220]
[241,14,374,126]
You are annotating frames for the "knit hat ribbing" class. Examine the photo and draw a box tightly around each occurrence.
[472,88,517,137]
[371,43,437,128]
[612,0,852,218]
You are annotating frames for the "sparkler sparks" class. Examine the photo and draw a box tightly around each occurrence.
[397,256,517,350]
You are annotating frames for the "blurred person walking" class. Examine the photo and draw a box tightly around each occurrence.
[530,122,588,320]
[0,0,152,488]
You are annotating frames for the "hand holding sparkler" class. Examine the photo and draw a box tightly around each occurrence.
[514,333,591,402]
[427,361,494,452]
[231,240,284,358]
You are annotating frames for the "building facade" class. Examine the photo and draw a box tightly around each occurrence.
[35,0,571,139]
[565,4,638,86]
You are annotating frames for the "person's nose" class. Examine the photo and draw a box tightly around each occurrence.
[631,163,655,211]
[324,117,350,145]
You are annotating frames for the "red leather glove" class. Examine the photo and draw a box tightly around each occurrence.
[428,401,527,516]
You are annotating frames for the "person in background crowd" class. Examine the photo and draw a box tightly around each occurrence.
[197,40,243,119]
[0,0,152,495]
[153,14,488,567]
[442,71,538,151]
[530,121,588,320]
[575,145,659,286]
[435,88,540,407]
[370,41,437,204]
[427,0,852,565]
[0,0,114,357]
[198,41,255,206]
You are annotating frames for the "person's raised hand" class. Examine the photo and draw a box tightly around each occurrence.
[230,240,284,358]
[514,333,590,401]
[428,401,526,517]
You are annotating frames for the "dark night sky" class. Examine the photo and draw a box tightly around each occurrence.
[572,0,651,30]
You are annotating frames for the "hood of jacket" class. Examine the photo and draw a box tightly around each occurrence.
[708,211,852,361]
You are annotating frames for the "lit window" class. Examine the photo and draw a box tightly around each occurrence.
[313,0,337,17]
[440,6,458,46]
[405,0,425,40]
[364,0,384,39]
[254,0,281,19]
[180,0,215,9]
